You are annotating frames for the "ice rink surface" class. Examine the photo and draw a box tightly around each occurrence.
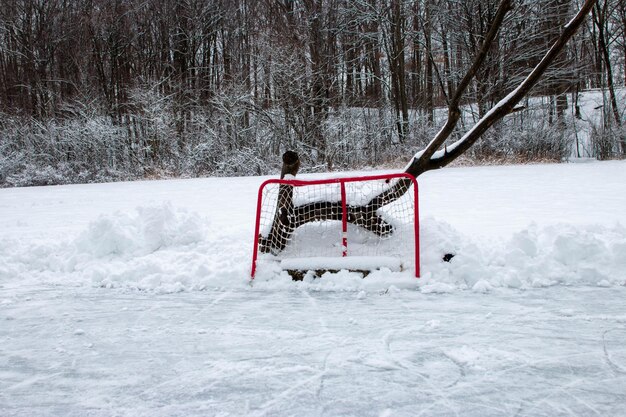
[1,160,626,416]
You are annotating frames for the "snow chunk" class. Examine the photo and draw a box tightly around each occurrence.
[472,280,493,293]
[420,282,455,294]
[75,203,205,257]
[444,345,481,367]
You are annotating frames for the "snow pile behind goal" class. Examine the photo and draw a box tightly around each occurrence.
[252,174,419,278]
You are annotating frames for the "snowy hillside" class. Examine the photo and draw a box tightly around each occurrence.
[1,161,626,416]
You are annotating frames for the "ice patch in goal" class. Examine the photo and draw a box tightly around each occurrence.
[251,173,419,279]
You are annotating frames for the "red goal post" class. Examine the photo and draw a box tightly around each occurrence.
[251,173,420,278]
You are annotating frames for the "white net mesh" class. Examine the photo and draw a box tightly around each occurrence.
[256,175,417,272]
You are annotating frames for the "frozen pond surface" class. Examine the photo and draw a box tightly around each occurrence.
[2,285,626,416]
[1,161,625,415]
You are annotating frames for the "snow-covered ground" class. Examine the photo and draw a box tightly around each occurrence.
[1,160,625,416]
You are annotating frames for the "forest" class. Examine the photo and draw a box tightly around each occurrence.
[0,0,625,186]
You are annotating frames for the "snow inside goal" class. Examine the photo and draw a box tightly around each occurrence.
[251,173,420,278]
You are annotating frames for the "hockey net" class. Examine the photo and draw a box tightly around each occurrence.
[251,173,419,278]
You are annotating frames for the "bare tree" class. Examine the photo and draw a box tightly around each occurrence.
[592,0,625,155]
[2,0,622,187]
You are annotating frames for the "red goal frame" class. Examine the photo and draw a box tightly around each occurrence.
[251,173,420,278]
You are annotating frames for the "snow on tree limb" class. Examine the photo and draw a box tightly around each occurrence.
[405,0,599,178]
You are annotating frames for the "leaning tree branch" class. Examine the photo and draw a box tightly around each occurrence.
[405,0,598,177]
[367,0,514,208]
[364,0,596,210]
[419,0,599,171]
[411,0,514,171]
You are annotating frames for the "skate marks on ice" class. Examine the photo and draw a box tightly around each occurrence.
[1,286,626,416]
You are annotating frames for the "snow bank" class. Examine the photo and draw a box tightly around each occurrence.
[419,219,626,292]
[0,204,248,292]
[1,203,624,293]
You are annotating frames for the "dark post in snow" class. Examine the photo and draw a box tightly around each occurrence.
[258,152,301,254]
[260,0,598,254]
[280,151,300,179]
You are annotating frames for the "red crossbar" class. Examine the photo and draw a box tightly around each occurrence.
[251,173,419,278]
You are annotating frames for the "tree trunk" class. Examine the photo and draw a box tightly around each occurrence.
[424,1,434,123]
[594,1,625,154]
